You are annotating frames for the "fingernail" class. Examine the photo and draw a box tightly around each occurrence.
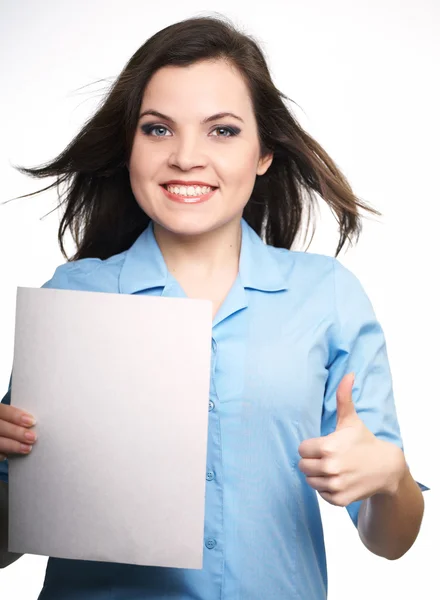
[21,415,36,426]
[20,444,32,453]
[25,431,37,442]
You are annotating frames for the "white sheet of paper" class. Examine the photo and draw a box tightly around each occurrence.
[8,286,212,569]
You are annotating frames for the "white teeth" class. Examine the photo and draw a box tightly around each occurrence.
[165,184,213,196]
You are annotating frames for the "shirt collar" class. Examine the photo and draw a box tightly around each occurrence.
[238,219,288,292]
[119,218,288,295]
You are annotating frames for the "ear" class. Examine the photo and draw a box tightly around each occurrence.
[256,152,273,176]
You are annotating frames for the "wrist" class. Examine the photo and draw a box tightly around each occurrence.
[378,442,408,497]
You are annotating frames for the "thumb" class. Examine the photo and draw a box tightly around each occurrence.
[336,372,357,429]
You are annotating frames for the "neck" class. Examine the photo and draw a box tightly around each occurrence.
[153,218,242,279]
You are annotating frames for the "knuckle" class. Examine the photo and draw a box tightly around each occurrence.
[0,436,13,456]
[329,476,343,492]
[9,423,25,442]
[321,442,334,457]
[323,458,340,475]
[0,403,12,419]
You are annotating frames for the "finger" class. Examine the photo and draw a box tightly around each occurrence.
[336,373,358,428]
[0,404,36,428]
[298,458,328,477]
[0,415,37,456]
[0,418,37,446]
[0,436,33,457]
[318,490,347,507]
[299,458,341,477]
[0,405,38,458]
[298,437,325,459]
[306,475,341,494]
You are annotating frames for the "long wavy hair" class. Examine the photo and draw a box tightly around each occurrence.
[6,13,380,261]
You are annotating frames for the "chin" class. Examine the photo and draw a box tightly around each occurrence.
[151,213,212,235]
[152,212,236,238]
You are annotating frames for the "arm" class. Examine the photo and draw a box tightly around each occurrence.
[357,461,425,560]
[321,259,429,533]
[0,480,23,568]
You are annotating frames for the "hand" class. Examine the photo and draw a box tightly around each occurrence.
[297,372,407,506]
[0,403,37,461]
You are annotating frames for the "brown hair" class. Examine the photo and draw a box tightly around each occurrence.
[6,13,380,261]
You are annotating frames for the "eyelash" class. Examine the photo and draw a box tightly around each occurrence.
[140,123,241,138]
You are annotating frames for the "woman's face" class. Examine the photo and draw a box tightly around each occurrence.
[128,59,273,237]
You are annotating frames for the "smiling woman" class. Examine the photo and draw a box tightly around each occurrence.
[0,11,429,600]
[5,15,379,261]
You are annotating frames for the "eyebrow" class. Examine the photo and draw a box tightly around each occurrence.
[138,109,244,125]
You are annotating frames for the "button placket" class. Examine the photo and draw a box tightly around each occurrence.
[209,338,218,413]
[210,338,218,377]
[204,335,221,559]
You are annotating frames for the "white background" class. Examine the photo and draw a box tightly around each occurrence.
[0,1,438,598]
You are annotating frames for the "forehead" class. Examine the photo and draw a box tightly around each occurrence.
[140,60,253,115]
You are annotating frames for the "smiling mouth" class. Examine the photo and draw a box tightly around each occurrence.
[160,184,218,204]
[160,184,218,192]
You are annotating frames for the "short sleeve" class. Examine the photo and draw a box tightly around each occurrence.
[0,265,72,484]
[321,259,430,529]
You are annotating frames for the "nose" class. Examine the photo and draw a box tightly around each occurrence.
[168,133,208,171]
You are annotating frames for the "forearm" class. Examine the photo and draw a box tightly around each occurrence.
[0,480,23,568]
[357,463,425,560]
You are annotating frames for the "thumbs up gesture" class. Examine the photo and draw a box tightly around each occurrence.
[297,373,407,506]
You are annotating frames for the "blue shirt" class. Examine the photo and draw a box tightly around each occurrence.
[1,218,429,599]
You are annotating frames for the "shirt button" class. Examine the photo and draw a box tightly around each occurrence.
[205,538,217,550]
[208,400,215,412]
[211,339,217,352]
[206,470,215,481]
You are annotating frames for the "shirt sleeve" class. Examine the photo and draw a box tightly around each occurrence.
[320,259,430,529]
[0,265,72,484]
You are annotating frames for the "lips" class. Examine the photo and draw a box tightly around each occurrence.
[161,182,218,188]
[160,184,217,204]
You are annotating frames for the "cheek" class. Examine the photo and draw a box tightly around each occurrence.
[220,150,260,188]
[128,141,142,180]
[128,141,156,189]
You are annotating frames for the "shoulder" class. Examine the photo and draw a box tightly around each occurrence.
[267,244,334,269]
[265,244,338,283]
[268,245,363,286]
[264,245,369,314]
[41,251,128,293]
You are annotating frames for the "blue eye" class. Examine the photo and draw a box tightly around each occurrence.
[141,124,170,137]
[140,124,240,138]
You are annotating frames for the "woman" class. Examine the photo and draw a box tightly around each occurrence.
[0,14,429,600]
